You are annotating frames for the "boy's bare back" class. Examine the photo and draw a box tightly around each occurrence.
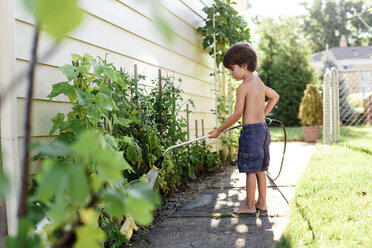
[235,74,279,126]
[238,74,266,125]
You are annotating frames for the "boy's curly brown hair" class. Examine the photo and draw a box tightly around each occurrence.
[223,42,257,72]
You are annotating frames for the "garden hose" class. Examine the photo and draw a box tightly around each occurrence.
[153,118,287,181]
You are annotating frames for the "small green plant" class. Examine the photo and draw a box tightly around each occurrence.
[298,84,323,126]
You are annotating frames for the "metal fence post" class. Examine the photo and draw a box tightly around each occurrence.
[330,68,340,143]
[323,70,331,145]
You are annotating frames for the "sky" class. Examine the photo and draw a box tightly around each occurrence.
[241,0,309,43]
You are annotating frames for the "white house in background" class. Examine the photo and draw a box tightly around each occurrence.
[311,36,372,71]
[311,36,372,94]
[0,0,248,236]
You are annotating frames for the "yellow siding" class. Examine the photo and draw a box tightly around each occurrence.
[13,0,222,161]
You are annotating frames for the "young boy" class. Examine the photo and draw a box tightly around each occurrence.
[208,43,279,214]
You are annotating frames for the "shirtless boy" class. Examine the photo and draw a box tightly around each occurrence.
[208,43,279,214]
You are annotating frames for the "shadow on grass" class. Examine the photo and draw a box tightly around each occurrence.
[343,144,372,155]
[340,126,370,139]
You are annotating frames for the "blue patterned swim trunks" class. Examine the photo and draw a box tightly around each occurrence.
[237,122,271,173]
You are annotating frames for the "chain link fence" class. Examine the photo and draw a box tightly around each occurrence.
[323,68,372,144]
[339,69,372,125]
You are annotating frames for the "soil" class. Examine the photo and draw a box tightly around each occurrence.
[128,162,236,245]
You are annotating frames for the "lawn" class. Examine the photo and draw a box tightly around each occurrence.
[269,126,304,142]
[277,126,372,248]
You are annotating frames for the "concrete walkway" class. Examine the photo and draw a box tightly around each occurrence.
[132,142,316,248]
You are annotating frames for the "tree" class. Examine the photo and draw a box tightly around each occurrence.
[301,0,372,52]
[257,18,316,126]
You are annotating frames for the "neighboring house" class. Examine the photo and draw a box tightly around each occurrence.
[311,36,372,71]
[0,0,247,236]
[311,37,372,95]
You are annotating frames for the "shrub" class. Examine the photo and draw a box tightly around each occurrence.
[298,84,323,126]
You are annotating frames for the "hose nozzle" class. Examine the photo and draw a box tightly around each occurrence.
[153,156,164,170]
[265,118,272,125]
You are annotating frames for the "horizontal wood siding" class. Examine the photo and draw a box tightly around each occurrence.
[13,0,221,162]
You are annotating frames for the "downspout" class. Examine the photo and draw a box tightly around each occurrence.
[0,0,20,235]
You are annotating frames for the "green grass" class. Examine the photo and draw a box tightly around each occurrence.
[277,126,372,248]
[269,126,304,142]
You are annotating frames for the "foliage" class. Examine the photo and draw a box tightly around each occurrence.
[197,0,251,66]
[319,48,338,80]
[298,84,323,126]
[23,129,161,247]
[4,0,177,247]
[257,18,316,126]
[301,0,372,52]
[22,0,83,42]
[10,54,222,247]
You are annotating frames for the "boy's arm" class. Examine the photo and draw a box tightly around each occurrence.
[208,86,246,138]
[264,86,279,116]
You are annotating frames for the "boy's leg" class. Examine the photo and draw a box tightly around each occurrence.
[255,171,267,211]
[233,172,256,214]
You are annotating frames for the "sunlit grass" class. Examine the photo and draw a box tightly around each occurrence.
[277,126,372,248]
[269,126,304,142]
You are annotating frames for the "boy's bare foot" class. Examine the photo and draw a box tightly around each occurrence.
[233,205,256,214]
[255,202,267,211]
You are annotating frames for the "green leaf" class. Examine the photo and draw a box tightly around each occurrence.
[27,202,47,226]
[89,174,104,193]
[102,67,117,82]
[37,0,84,41]
[86,104,101,125]
[31,140,71,157]
[108,96,119,111]
[49,112,65,136]
[95,93,112,111]
[71,54,83,62]
[70,130,100,155]
[75,88,93,105]
[102,189,126,218]
[59,65,79,81]
[74,224,106,248]
[37,162,69,201]
[5,218,41,248]
[67,119,87,137]
[68,165,90,206]
[95,150,131,180]
[114,118,132,128]
[103,134,118,150]
[46,194,77,230]
[47,81,74,99]
[124,182,161,226]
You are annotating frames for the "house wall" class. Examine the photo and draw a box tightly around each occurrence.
[2,0,222,235]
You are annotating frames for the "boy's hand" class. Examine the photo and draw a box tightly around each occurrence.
[208,129,221,139]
